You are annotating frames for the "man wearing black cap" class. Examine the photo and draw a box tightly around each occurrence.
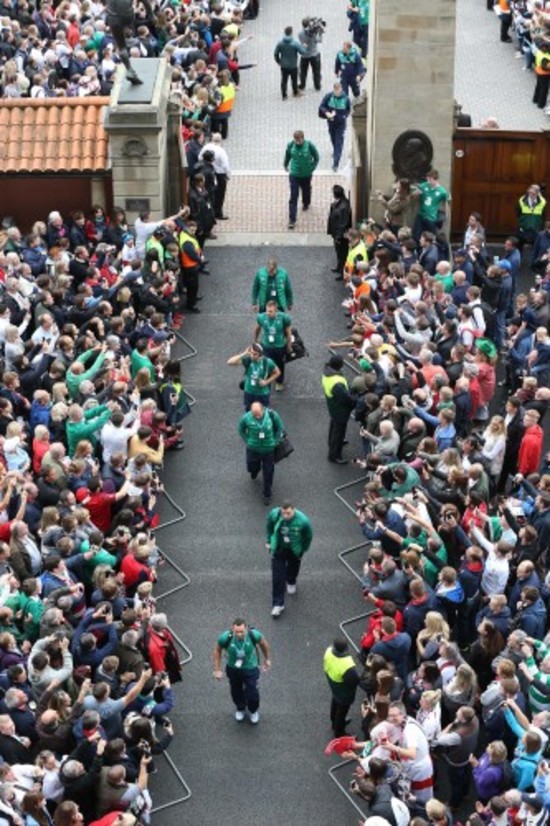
[321,355,355,463]
[323,638,359,736]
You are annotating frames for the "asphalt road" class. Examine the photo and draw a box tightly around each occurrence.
[149,245,368,826]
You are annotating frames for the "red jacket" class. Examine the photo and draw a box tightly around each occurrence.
[120,553,154,592]
[360,599,404,651]
[518,424,543,475]
[146,627,177,673]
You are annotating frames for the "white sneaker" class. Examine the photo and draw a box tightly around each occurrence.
[275,383,284,392]
[249,711,260,724]
[286,583,297,595]
[235,710,245,721]
[271,605,285,617]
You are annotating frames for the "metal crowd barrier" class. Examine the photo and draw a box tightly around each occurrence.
[149,329,197,814]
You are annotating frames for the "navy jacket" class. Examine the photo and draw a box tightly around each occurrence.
[372,633,412,680]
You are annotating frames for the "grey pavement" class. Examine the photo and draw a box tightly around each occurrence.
[224,1,356,171]
[149,247,368,825]
[455,0,549,130]
[224,0,548,181]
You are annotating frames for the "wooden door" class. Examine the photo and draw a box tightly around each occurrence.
[451,129,549,240]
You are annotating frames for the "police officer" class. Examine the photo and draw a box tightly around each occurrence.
[323,638,360,736]
[319,82,351,172]
[238,401,285,505]
[227,343,281,410]
[266,501,313,617]
[213,618,271,724]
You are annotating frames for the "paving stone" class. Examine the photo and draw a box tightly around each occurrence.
[454,0,549,130]
[223,0,357,172]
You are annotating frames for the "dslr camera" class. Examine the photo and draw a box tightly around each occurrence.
[305,16,326,37]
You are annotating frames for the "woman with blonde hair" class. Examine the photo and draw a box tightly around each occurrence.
[416,611,450,662]
[416,688,442,746]
[442,662,478,723]
[482,415,507,480]
[51,382,69,404]
[4,324,25,372]
[470,739,508,803]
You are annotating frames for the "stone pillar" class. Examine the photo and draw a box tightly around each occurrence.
[366,0,456,220]
[103,58,173,223]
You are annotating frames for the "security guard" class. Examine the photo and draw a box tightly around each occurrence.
[318,82,351,172]
[211,69,236,138]
[213,618,271,724]
[178,220,205,313]
[266,501,313,617]
[323,638,360,736]
[342,228,368,281]
[517,183,547,248]
[322,354,355,463]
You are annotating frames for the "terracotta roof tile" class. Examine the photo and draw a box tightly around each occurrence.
[0,97,110,173]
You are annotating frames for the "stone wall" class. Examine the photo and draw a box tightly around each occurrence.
[104,58,173,222]
[366,0,456,219]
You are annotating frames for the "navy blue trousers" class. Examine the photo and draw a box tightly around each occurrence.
[226,665,260,712]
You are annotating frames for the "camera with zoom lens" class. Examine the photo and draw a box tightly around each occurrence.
[306,16,326,36]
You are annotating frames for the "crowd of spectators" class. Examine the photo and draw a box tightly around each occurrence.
[0,187,196,824]
[492,0,550,113]
[323,180,550,825]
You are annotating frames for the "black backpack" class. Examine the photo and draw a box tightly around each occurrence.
[286,327,308,362]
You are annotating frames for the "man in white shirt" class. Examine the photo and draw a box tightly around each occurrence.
[199,133,231,220]
[383,701,434,803]
[134,206,188,258]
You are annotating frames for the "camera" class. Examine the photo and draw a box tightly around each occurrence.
[139,739,151,756]
[306,16,326,37]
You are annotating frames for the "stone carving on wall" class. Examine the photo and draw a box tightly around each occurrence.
[122,137,148,158]
[392,130,433,182]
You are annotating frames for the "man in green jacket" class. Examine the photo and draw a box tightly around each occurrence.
[227,343,280,410]
[284,130,319,230]
[66,343,108,400]
[251,259,293,313]
[238,401,284,505]
[66,403,112,457]
[266,502,313,617]
[254,300,292,391]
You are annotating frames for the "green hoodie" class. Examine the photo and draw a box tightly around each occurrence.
[380,463,420,498]
[66,349,107,400]
[66,404,111,456]
[266,507,313,557]
[238,408,284,453]
[251,267,293,311]
[284,139,319,178]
